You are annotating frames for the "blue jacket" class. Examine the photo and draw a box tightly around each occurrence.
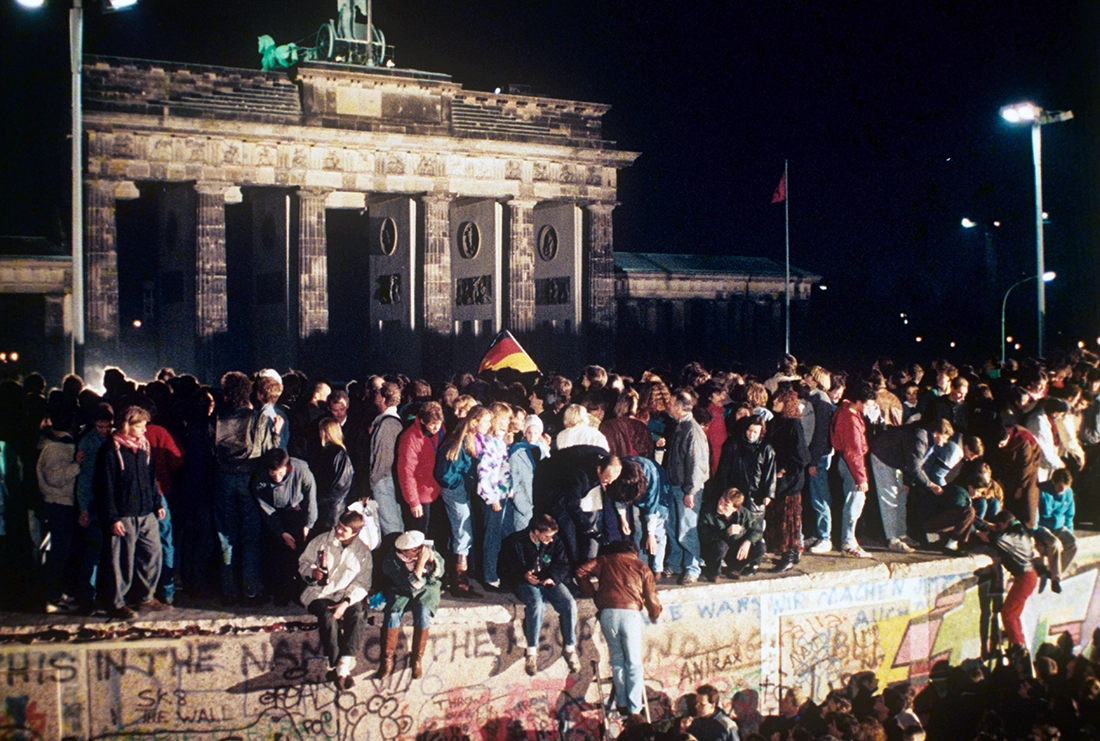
[1038,483,1075,531]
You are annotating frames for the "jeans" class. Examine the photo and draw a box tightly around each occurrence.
[75,511,103,606]
[837,457,866,549]
[634,506,669,575]
[157,494,175,603]
[110,512,162,608]
[480,498,508,585]
[385,599,432,629]
[308,598,368,666]
[599,608,645,714]
[972,497,1001,521]
[42,502,77,603]
[673,485,702,578]
[514,581,577,649]
[440,484,474,556]
[870,454,907,542]
[808,452,834,541]
[372,476,404,537]
[214,472,262,599]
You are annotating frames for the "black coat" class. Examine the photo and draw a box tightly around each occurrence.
[498,528,571,589]
[711,435,777,507]
[766,417,809,500]
[95,439,159,523]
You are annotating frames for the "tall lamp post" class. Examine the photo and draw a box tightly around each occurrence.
[16,0,139,376]
[1002,271,1055,364]
[1000,102,1073,359]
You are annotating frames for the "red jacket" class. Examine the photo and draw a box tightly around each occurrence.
[145,423,183,497]
[396,422,443,508]
[829,400,868,486]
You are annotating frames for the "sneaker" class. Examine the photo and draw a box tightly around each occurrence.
[842,544,873,559]
[107,605,135,620]
[135,597,172,612]
[679,573,699,585]
[888,538,915,554]
[943,539,959,552]
[901,535,922,549]
[44,601,71,614]
[524,653,538,677]
[772,558,794,573]
[564,650,581,673]
[925,532,941,544]
[809,539,833,554]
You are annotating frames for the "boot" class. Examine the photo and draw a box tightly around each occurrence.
[411,626,430,679]
[375,628,399,679]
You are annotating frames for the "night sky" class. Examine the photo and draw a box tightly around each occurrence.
[3,0,1098,365]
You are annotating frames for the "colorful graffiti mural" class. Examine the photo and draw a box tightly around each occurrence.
[1,535,1098,739]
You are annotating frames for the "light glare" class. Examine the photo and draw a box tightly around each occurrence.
[1043,271,1056,282]
[15,0,46,7]
[961,218,976,228]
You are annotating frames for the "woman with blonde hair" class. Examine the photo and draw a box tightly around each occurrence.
[476,402,515,589]
[311,416,355,536]
[434,405,490,598]
[556,404,610,451]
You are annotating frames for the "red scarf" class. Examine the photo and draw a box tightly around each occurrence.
[112,430,149,469]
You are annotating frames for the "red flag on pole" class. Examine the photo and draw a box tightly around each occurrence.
[771,171,787,203]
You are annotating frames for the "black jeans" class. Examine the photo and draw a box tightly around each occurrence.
[700,535,765,577]
[308,598,369,666]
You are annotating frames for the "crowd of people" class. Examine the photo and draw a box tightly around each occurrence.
[1,348,1098,738]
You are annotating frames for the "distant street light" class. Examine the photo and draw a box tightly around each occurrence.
[1001,101,1073,357]
[17,0,140,376]
[1002,272,1056,363]
[961,217,1000,285]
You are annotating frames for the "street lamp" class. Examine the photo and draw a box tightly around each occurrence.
[1001,271,1055,363]
[1001,101,1073,358]
[16,0,140,376]
[961,217,1000,286]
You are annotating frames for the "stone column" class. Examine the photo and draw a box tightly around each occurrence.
[507,199,537,333]
[194,182,230,339]
[298,187,330,338]
[585,202,616,331]
[422,195,454,334]
[85,180,119,342]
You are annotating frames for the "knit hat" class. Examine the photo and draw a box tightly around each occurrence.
[524,414,544,436]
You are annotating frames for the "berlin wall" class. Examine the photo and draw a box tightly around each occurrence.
[4,535,1100,740]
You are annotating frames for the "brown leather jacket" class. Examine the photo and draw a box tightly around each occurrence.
[575,550,662,622]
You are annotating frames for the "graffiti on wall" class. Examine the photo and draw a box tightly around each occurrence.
[3,547,1100,740]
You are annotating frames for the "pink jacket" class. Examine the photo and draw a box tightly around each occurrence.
[396,422,443,508]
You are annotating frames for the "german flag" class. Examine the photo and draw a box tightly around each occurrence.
[478,330,539,374]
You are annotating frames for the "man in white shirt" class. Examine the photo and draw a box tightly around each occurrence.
[299,511,373,690]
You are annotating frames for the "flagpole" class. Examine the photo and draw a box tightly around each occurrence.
[784,159,790,354]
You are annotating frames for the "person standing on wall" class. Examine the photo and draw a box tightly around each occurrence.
[576,539,662,717]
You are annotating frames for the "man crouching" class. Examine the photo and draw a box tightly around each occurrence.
[299,511,372,691]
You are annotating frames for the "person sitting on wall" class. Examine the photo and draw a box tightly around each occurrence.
[251,448,318,605]
[299,510,372,691]
[376,530,444,680]
[698,487,765,580]
[498,514,580,677]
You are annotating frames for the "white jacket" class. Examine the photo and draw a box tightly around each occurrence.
[298,529,373,607]
[36,434,80,506]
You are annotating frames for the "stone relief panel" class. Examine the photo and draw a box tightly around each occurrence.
[533,162,551,182]
[456,275,493,306]
[184,138,206,163]
[415,156,439,177]
[535,277,570,305]
[376,274,401,304]
[505,160,523,180]
[322,149,342,171]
